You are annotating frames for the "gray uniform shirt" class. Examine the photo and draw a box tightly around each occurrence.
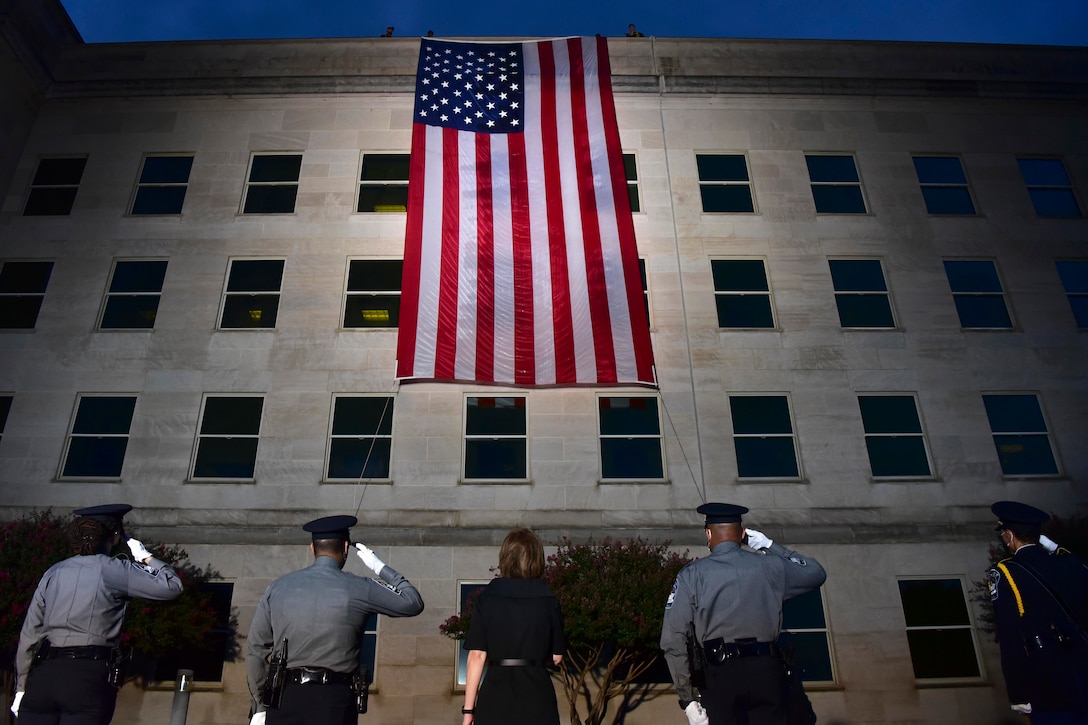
[659,540,827,704]
[15,553,184,691]
[246,555,425,712]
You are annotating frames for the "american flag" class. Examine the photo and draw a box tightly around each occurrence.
[395,36,656,386]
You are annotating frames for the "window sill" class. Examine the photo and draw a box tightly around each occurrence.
[458,478,532,485]
[322,478,394,485]
[597,478,671,485]
[55,476,123,483]
[735,478,808,484]
[185,478,257,484]
[913,679,992,690]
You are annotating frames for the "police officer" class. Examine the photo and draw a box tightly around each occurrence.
[11,503,184,724]
[988,500,1088,722]
[246,515,425,725]
[660,503,827,725]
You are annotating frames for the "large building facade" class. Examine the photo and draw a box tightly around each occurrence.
[2,2,1087,723]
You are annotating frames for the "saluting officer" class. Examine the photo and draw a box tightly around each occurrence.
[246,515,425,725]
[660,503,827,725]
[988,500,1088,722]
[11,503,184,725]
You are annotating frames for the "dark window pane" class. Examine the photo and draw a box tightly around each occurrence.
[905,629,980,679]
[0,261,54,293]
[227,261,284,292]
[912,157,967,184]
[62,437,129,477]
[898,579,970,627]
[249,155,301,182]
[357,186,408,212]
[711,260,767,291]
[627,184,640,213]
[730,396,793,434]
[697,155,749,182]
[865,437,931,477]
[992,434,1058,476]
[332,397,394,436]
[700,185,754,213]
[0,297,45,328]
[778,631,833,683]
[72,397,135,434]
[344,295,400,328]
[734,437,799,478]
[101,296,161,329]
[132,186,187,215]
[464,439,526,478]
[811,185,866,214]
[715,295,774,328]
[783,589,826,630]
[360,154,410,181]
[858,396,921,434]
[220,295,279,328]
[328,438,392,478]
[140,156,193,184]
[1068,297,1088,328]
[1017,158,1071,186]
[599,397,659,435]
[110,261,167,293]
[829,260,886,292]
[24,188,80,216]
[466,397,525,435]
[920,186,975,215]
[200,397,263,435]
[601,438,663,479]
[32,158,86,185]
[982,395,1046,432]
[835,295,894,328]
[348,260,403,292]
[0,396,11,433]
[1056,261,1088,293]
[243,185,298,214]
[1027,188,1081,218]
[952,296,1011,328]
[193,438,258,478]
[805,155,858,183]
[944,260,999,291]
[623,154,637,181]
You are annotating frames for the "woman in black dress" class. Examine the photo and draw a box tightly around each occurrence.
[461,529,566,725]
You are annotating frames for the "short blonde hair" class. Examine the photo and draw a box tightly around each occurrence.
[498,528,545,579]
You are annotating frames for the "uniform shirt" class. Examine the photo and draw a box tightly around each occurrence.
[15,553,184,690]
[659,540,827,704]
[246,555,425,711]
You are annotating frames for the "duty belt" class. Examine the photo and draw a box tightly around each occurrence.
[44,645,113,661]
[285,667,355,686]
[703,639,780,664]
[489,658,544,667]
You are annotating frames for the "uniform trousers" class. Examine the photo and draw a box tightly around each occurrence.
[702,654,788,725]
[19,659,117,725]
[267,681,356,725]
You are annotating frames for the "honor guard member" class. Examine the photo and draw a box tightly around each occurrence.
[11,503,184,725]
[660,503,827,725]
[988,501,1088,723]
[246,515,425,725]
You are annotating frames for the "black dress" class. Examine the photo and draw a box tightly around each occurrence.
[463,577,566,725]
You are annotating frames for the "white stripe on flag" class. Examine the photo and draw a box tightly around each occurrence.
[491,136,516,384]
[455,130,479,382]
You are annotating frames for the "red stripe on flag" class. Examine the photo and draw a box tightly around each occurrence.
[397,123,428,378]
[475,134,496,381]
[508,133,536,385]
[435,127,460,381]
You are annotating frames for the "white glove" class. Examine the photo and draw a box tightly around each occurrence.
[11,691,23,716]
[250,712,267,725]
[354,542,385,575]
[127,537,153,562]
[684,700,709,725]
[745,528,773,550]
[1011,703,1032,714]
[1039,535,1058,553]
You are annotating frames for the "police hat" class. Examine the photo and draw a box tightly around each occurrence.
[73,503,132,527]
[697,502,749,525]
[991,500,1050,535]
[303,515,358,541]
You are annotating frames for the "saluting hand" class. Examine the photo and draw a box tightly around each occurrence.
[744,529,773,551]
[127,537,153,563]
[354,542,386,575]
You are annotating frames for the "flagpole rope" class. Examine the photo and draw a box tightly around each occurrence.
[653,36,707,504]
[351,378,400,521]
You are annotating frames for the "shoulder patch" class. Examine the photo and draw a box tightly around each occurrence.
[788,556,808,566]
[987,568,1002,601]
[665,579,678,610]
[371,578,398,593]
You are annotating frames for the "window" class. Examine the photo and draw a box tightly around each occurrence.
[696,154,754,213]
[728,394,800,479]
[982,393,1059,477]
[0,395,12,444]
[343,260,402,328]
[130,155,193,215]
[191,395,264,480]
[1055,260,1088,329]
[150,582,236,683]
[829,259,895,328]
[778,588,835,684]
[598,395,664,480]
[805,154,867,214]
[463,396,527,480]
[60,395,137,479]
[711,259,775,328]
[99,260,168,330]
[638,258,651,329]
[912,156,975,215]
[857,395,932,478]
[24,157,86,216]
[242,154,301,214]
[623,154,641,212]
[357,154,409,212]
[219,259,284,329]
[453,582,488,687]
[326,395,395,480]
[897,578,982,681]
[943,260,1012,329]
[1017,158,1081,218]
[0,261,54,329]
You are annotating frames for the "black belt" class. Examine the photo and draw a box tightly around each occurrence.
[44,646,113,661]
[703,639,780,664]
[489,658,544,667]
[285,667,355,686]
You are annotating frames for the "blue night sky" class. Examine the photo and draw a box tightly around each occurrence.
[60,0,1087,46]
